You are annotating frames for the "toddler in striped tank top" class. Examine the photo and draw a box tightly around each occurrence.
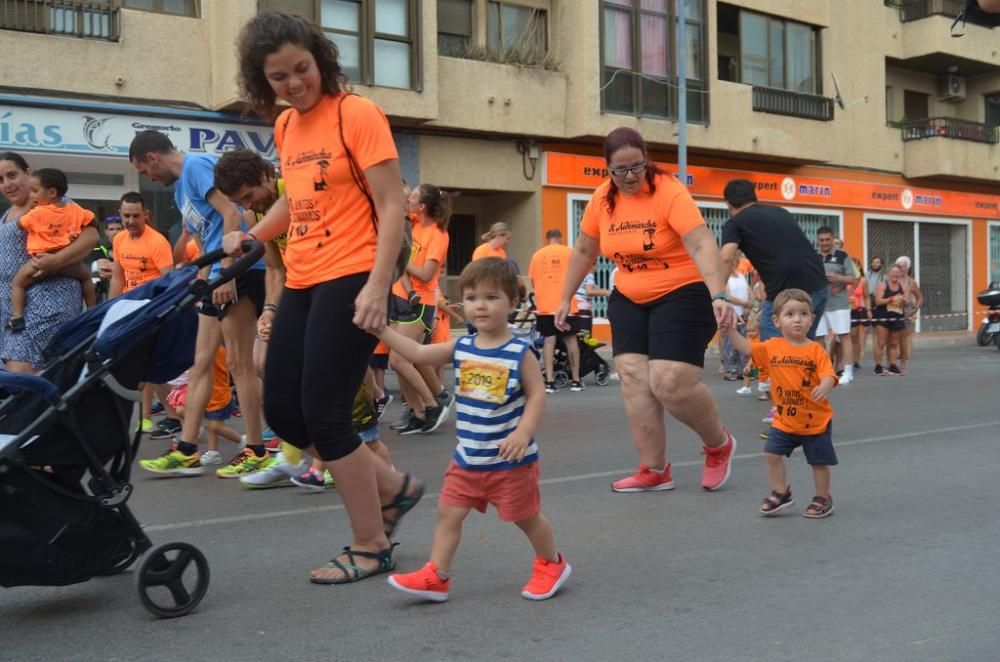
[376,257,570,602]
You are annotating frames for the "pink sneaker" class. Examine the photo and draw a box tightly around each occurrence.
[702,433,736,491]
[387,562,450,602]
[521,553,571,600]
[611,464,675,493]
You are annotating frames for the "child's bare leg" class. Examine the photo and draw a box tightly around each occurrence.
[366,441,392,467]
[429,505,471,574]
[812,465,831,499]
[141,384,154,420]
[764,452,788,493]
[206,419,242,447]
[513,513,558,562]
[205,425,219,452]
[10,261,39,320]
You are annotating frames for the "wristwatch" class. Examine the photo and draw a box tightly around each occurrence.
[711,293,729,302]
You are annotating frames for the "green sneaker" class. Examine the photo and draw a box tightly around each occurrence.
[139,447,204,476]
[137,417,154,434]
[215,449,274,479]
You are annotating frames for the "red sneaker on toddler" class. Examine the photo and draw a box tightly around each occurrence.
[387,562,450,602]
[611,464,674,492]
[521,553,571,601]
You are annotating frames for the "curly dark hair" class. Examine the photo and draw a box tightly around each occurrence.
[214,149,276,197]
[237,11,346,119]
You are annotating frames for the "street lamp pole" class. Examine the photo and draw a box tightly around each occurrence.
[677,0,687,185]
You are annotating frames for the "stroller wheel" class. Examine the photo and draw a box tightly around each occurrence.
[136,542,210,618]
[595,365,611,387]
[553,370,570,390]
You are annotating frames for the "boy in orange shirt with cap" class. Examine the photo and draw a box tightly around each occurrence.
[725,288,839,519]
[9,168,96,332]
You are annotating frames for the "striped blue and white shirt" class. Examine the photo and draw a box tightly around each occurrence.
[453,334,538,471]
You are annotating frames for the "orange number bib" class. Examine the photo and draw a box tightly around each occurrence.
[459,360,510,404]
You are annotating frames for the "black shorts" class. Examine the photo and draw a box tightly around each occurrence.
[764,424,838,466]
[197,269,266,319]
[389,295,435,333]
[576,310,594,333]
[850,308,872,327]
[876,315,905,332]
[608,282,717,367]
[537,314,578,338]
[369,353,389,371]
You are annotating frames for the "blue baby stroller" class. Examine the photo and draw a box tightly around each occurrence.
[0,241,264,618]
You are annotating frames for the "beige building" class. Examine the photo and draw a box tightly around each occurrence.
[2,0,998,332]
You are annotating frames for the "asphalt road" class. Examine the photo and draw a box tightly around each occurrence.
[2,344,998,662]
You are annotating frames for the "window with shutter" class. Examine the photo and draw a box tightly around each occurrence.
[257,0,316,21]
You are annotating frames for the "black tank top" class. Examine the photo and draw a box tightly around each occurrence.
[877,282,904,319]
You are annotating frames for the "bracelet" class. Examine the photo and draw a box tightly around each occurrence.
[711,293,729,302]
[262,304,278,314]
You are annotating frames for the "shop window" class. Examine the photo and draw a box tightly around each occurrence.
[716,3,819,95]
[259,0,420,90]
[600,0,707,123]
[568,196,615,319]
[698,205,838,247]
[990,225,1000,285]
[122,0,199,17]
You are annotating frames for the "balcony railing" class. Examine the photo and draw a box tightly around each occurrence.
[887,0,998,27]
[901,117,999,143]
[0,0,119,41]
[751,86,834,122]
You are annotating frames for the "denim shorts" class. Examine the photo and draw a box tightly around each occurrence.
[204,399,234,422]
[764,423,838,466]
[358,425,380,444]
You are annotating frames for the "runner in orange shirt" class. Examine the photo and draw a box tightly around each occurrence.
[109,192,173,296]
[528,229,582,393]
[556,127,738,494]
[388,183,452,436]
[225,10,423,584]
[472,222,511,261]
[9,168,96,333]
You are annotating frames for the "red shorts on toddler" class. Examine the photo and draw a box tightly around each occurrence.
[439,461,540,522]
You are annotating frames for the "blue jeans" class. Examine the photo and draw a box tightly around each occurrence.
[760,287,829,341]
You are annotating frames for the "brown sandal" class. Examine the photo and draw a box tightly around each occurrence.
[803,495,834,519]
[759,488,794,516]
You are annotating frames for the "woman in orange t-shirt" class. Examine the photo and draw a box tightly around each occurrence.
[556,127,738,493]
[227,11,422,585]
[471,221,511,262]
[387,184,452,434]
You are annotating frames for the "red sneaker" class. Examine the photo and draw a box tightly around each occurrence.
[521,553,571,601]
[387,562,450,602]
[702,433,736,491]
[611,464,674,493]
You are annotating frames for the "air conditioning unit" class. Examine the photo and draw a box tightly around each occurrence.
[938,75,967,101]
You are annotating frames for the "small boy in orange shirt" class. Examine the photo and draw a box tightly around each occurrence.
[10,168,97,332]
[725,288,838,519]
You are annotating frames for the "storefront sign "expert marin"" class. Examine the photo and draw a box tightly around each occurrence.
[0,105,275,159]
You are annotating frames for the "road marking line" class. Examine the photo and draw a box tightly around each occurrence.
[142,419,999,533]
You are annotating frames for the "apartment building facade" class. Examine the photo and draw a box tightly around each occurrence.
[1,0,997,333]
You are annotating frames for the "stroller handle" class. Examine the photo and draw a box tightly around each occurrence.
[192,240,266,295]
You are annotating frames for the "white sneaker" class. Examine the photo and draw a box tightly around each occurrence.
[736,386,752,396]
[839,372,853,385]
[199,450,223,466]
[757,380,770,393]
[239,460,308,489]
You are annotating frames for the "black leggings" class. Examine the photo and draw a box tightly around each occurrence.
[264,273,376,461]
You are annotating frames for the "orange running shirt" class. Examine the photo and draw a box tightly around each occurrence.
[528,243,577,315]
[579,173,705,304]
[19,202,94,255]
[373,339,389,356]
[112,226,173,292]
[472,242,506,262]
[391,222,449,305]
[206,346,231,413]
[750,338,837,435]
[275,93,398,289]
[737,257,753,277]
[185,238,200,262]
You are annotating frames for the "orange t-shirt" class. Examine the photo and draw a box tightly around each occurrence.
[391,222,449,305]
[750,338,837,435]
[373,339,389,356]
[528,243,577,315]
[207,346,231,413]
[112,226,173,292]
[579,173,705,304]
[19,202,94,254]
[185,238,200,262]
[737,257,753,277]
[275,93,399,289]
[472,242,507,262]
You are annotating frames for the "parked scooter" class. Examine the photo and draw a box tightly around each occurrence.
[976,283,1000,346]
